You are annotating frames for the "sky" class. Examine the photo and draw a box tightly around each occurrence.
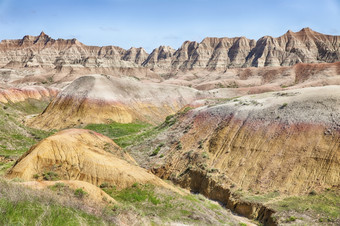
[0,0,339,52]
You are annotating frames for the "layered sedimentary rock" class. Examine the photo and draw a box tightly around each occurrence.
[142,45,176,69]
[122,47,149,65]
[28,74,203,129]
[0,31,139,68]
[1,28,339,73]
[0,86,58,103]
[6,129,181,193]
[148,28,340,70]
[139,86,340,195]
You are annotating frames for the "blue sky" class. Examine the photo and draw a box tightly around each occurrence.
[0,0,339,52]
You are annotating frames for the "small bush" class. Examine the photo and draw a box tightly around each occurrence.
[280,103,288,109]
[150,146,161,156]
[176,142,182,150]
[309,190,317,196]
[49,182,67,192]
[198,140,203,149]
[43,171,59,181]
[202,152,208,158]
[286,216,297,222]
[100,182,109,188]
[164,114,177,127]
[74,188,87,199]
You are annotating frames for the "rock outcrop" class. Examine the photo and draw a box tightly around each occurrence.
[136,86,340,195]
[1,28,339,73]
[0,31,139,69]
[6,129,182,193]
[27,74,203,129]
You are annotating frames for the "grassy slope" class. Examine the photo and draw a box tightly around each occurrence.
[84,108,187,148]
[0,179,109,225]
[95,183,238,225]
[0,178,240,225]
[0,99,54,175]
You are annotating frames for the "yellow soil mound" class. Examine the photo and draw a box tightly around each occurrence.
[6,129,181,193]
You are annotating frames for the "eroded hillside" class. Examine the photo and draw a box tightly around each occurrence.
[0,29,340,225]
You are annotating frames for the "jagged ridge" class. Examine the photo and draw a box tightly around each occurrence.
[0,28,339,70]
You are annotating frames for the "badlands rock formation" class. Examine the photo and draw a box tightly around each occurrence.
[0,28,339,73]
[145,28,340,70]
[28,74,204,129]
[0,31,143,69]
[139,86,340,195]
[162,61,340,92]
[0,86,58,103]
[6,129,181,192]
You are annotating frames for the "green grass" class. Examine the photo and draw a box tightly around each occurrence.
[74,188,88,199]
[85,121,151,138]
[0,199,105,226]
[0,161,14,176]
[0,101,55,158]
[84,107,194,148]
[236,190,281,203]
[85,121,167,148]
[0,179,112,225]
[106,184,160,205]
[269,190,340,219]
[102,183,234,225]
[84,121,152,148]
[4,99,50,115]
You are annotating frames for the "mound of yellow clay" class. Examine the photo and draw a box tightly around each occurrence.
[6,129,181,193]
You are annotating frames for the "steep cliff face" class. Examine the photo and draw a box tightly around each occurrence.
[27,74,204,130]
[142,45,176,69]
[0,31,145,69]
[135,86,340,195]
[144,28,340,70]
[245,28,340,67]
[172,37,257,70]
[1,28,339,73]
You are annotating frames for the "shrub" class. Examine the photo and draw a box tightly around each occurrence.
[100,182,109,188]
[49,182,66,192]
[280,103,288,109]
[150,146,161,156]
[43,171,59,181]
[74,188,87,199]
[176,142,182,150]
[198,140,203,149]
[309,190,317,196]
[286,216,297,222]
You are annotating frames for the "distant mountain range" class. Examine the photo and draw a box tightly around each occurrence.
[0,28,339,71]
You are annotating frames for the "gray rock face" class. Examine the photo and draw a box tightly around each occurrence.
[0,28,339,70]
